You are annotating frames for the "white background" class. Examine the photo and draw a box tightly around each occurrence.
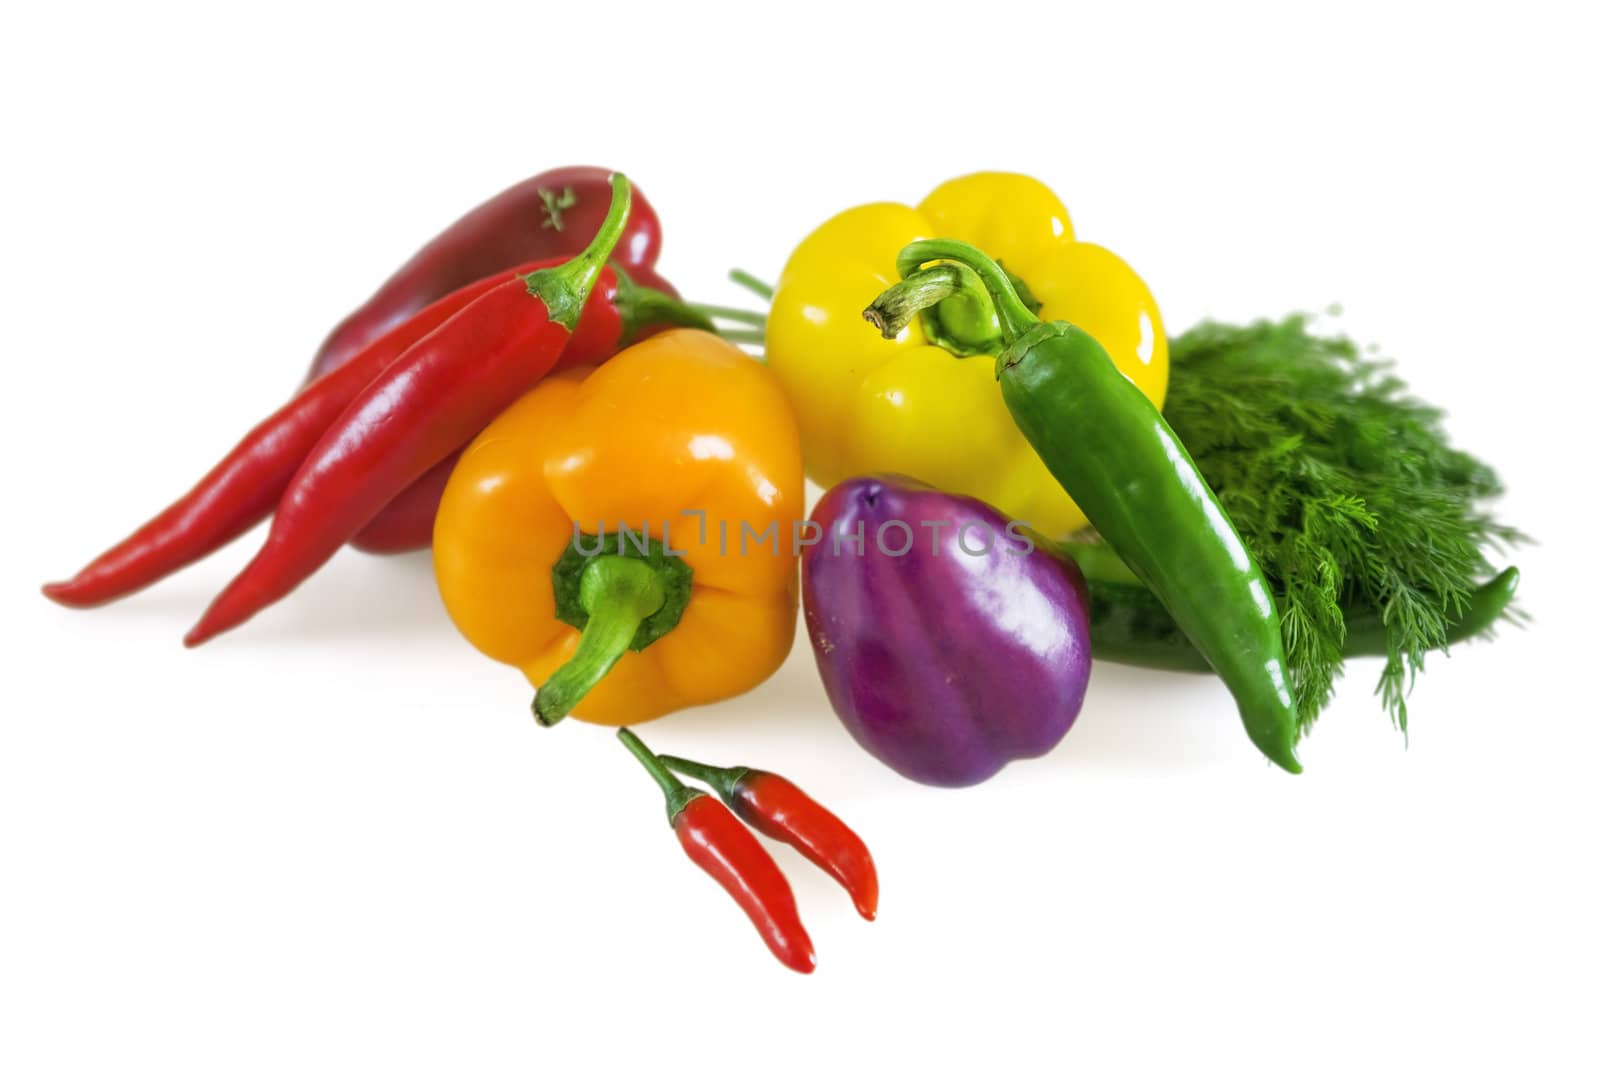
[3,2,1596,1064]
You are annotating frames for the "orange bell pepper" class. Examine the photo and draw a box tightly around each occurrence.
[433,329,805,726]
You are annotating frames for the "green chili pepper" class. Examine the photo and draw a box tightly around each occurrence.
[867,240,1302,773]
[1064,541,1521,674]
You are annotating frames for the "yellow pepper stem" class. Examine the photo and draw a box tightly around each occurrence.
[867,260,1002,355]
[534,556,668,727]
[863,265,960,336]
[894,239,1041,348]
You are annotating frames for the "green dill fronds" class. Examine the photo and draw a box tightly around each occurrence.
[1163,314,1524,736]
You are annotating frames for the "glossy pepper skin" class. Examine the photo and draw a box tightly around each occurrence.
[618,729,815,974]
[1063,542,1523,673]
[766,172,1166,538]
[873,239,1301,771]
[1001,327,1299,771]
[48,262,701,611]
[42,254,692,609]
[802,475,1092,787]
[308,165,664,380]
[433,328,803,726]
[660,755,878,920]
[349,263,689,555]
[182,177,637,646]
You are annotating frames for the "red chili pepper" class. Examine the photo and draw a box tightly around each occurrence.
[43,247,702,608]
[178,175,642,646]
[661,755,878,920]
[40,276,495,608]
[348,262,688,556]
[307,165,664,381]
[618,728,816,974]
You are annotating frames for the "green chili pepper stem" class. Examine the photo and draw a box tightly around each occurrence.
[533,556,667,727]
[894,238,1039,346]
[659,754,752,799]
[521,173,632,332]
[617,729,704,824]
[689,303,768,326]
[728,269,775,302]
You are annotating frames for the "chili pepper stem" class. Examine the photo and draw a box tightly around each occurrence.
[689,303,768,326]
[521,173,632,332]
[534,556,668,726]
[659,754,750,797]
[616,728,703,823]
[608,263,718,341]
[728,269,775,302]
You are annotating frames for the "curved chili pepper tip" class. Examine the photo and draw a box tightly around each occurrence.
[40,582,78,605]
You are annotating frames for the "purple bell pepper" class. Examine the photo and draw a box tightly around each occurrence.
[802,475,1093,787]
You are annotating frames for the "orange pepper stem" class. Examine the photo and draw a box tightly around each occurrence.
[534,556,668,726]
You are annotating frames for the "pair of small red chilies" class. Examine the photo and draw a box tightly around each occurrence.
[45,167,681,644]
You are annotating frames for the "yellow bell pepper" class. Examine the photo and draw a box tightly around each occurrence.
[766,171,1167,537]
[433,329,804,727]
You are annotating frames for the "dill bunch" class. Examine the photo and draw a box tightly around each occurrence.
[1162,314,1523,735]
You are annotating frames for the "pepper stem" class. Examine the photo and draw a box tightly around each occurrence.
[609,263,717,342]
[728,269,775,302]
[864,263,1004,357]
[534,556,667,726]
[690,303,768,326]
[863,265,959,337]
[521,173,633,332]
[617,728,703,824]
[893,239,1040,347]
[659,754,752,800]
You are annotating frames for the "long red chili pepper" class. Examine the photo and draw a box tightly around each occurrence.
[348,263,686,556]
[181,175,637,646]
[661,754,878,920]
[40,278,497,607]
[43,251,699,607]
[618,728,816,974]
[307,165,665,381]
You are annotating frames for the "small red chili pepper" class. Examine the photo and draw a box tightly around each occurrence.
[661,754,878,920]
[617,728,816,975]
[180,175,640,646]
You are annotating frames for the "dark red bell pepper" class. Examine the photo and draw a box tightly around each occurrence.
[307,165,664,380]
